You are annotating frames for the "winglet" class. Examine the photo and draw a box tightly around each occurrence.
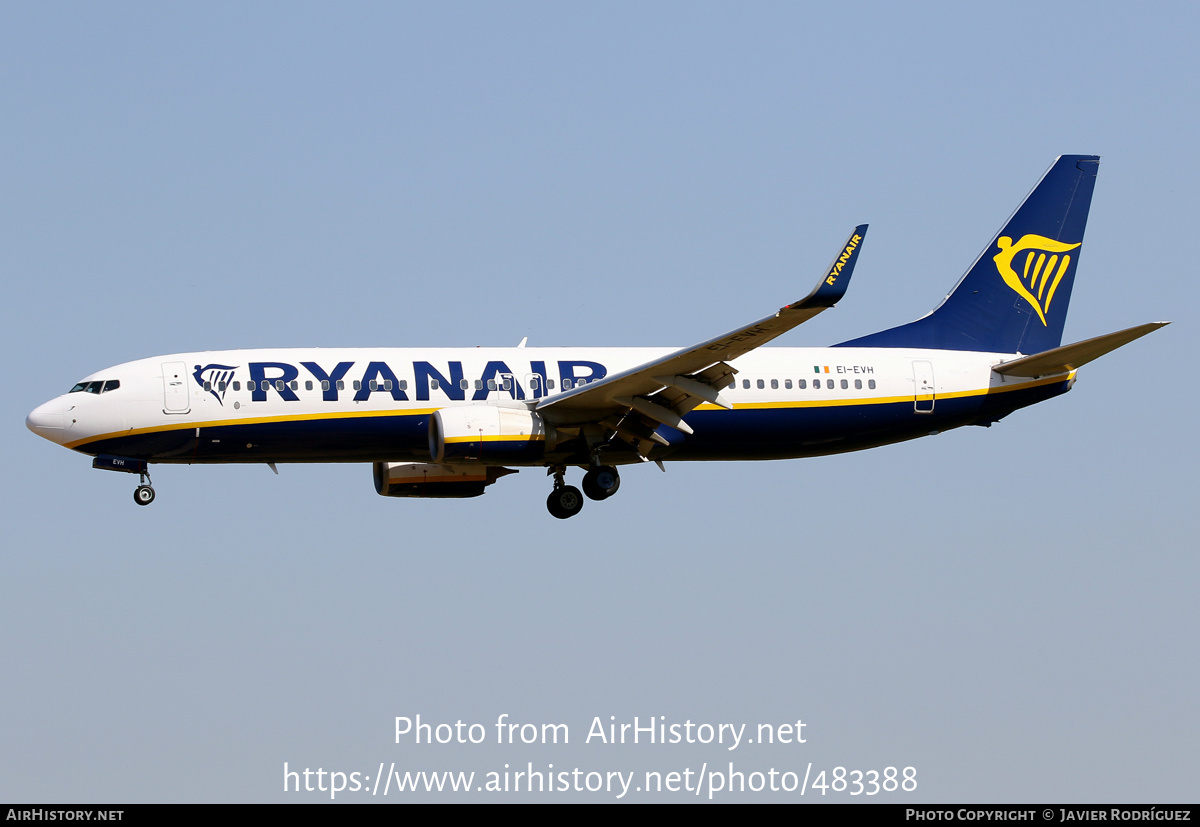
[787,224,868,310]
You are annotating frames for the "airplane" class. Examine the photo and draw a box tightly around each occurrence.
[26,155,1167,518]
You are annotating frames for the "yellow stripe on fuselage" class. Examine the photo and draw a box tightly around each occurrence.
[443,434,547,444]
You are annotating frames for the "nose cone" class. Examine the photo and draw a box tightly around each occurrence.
[27,399,69,443]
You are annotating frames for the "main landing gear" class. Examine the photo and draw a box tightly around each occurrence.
[545,463,622,519]
[546,481,583,519]
[582,464,620,501]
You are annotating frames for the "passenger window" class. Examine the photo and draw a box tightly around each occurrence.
[305,380,313,391]
[547,379,555,389]
[487,379,497,391]
[756,379,764,389]
[429,379,438,390]
[337,380,345,390]
[383,379,392,390]
[233,381,241,391]
[742,379,750,389]
[770,379,778,389]
[276,380,285,392]
[785,379,792,389]
[218,381,226,392]
[474,380,483,390]
[353,380,361,391]
[321,380,330,391]
[841,379,848,389]
[204,381,212,391]
[459,379,470,390]
[290,381,298,391]
[826,379,834,389]
[799,379,806,389]
[868,379,876,390]
[502,378,512,390]
[369,380,379,391]
[530,377,540,390]
[855,379,862,389]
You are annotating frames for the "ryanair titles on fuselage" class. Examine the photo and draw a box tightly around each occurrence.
[193,359,610,405]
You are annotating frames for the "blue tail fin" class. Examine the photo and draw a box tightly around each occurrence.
[836,155,1099,354]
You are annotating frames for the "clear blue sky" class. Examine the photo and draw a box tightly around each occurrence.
[2,1,1196,802]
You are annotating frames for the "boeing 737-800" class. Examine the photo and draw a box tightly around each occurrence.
[26,155,1166,518]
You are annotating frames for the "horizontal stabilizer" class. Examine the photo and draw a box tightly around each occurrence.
[992,322,1169,377]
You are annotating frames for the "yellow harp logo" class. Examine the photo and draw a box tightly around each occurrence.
[993,234,1081,326]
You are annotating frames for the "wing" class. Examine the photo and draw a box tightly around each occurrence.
[537,225,868,456]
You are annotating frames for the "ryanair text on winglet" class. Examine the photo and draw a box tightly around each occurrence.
[826,234,862,286]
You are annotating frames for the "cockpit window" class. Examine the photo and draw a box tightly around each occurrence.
[69,379,120,394]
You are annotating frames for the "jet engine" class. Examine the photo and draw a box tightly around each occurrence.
[373,462,516,498]
[429,405,552,465]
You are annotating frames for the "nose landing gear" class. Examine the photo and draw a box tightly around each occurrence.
[92,456,157,506]
[133,470,156,506]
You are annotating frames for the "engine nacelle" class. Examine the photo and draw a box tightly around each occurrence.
[429,405,552,465]
[373,462,515,498]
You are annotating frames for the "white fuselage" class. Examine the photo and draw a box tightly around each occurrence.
[26,346,1072,466]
